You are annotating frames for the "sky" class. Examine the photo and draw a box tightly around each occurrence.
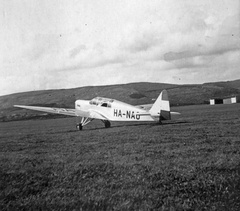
[0,0,239,96]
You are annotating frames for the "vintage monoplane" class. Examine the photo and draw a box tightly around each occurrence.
[14,90,179,130]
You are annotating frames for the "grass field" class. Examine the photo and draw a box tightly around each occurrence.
[0,104,240,210]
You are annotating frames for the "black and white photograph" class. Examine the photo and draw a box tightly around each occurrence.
[0,0,240,210]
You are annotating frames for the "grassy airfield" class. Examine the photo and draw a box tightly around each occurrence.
[0,104,240,210]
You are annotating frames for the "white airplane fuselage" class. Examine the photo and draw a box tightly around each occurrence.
[75,99,155,122]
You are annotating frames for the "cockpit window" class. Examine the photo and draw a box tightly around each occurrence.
[101,103,108,107]
[90,97,114,107]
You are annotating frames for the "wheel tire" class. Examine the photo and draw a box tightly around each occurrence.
[105,121,111,128]
[159,116,163,125]
[76,124,83,131]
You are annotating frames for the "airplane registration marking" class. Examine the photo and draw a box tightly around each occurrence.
[113,109,140,120]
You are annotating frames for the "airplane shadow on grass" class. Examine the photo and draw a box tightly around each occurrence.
[109,120,190,129]
[53,120,191,134]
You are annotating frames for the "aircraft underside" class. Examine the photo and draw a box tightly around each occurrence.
[75,116,165,131]
[76,117,111,130]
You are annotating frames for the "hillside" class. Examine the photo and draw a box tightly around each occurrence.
[0,79,239,121]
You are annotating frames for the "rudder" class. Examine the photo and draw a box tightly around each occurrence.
[149,90,171,121]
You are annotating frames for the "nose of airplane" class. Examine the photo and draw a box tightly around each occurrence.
[75,99,90,109]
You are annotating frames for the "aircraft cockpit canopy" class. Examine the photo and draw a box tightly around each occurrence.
[89,97,114,108]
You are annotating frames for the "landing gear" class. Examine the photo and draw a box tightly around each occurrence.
[158,115,163,125]
[76,123,83,131]
[76,117,93,131]
[75,117,111,130]
[105,120,111,128]
[102,120,111,128]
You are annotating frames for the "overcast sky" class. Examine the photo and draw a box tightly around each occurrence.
[0,0,239,96]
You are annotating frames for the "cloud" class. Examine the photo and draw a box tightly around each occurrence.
[26,34,59,61]
[0,0,240,96]
[45,9,240,85]
[161,13,240,70]
[120,28,164,53]
[69,45,86,58]
[211,14,240,53]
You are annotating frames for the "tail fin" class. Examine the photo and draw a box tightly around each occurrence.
[149,90,171,121]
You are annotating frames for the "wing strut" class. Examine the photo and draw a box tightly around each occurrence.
[76,117,93,130]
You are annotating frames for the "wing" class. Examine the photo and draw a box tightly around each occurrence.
[14,105,90,118]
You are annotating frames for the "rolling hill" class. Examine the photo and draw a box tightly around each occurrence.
[0,79,239,121]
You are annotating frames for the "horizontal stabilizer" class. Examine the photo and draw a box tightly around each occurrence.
[170,111,181,115]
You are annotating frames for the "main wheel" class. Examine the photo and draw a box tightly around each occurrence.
[158,116,163,125]
[76,123,83,131]
[104,121,111,128]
